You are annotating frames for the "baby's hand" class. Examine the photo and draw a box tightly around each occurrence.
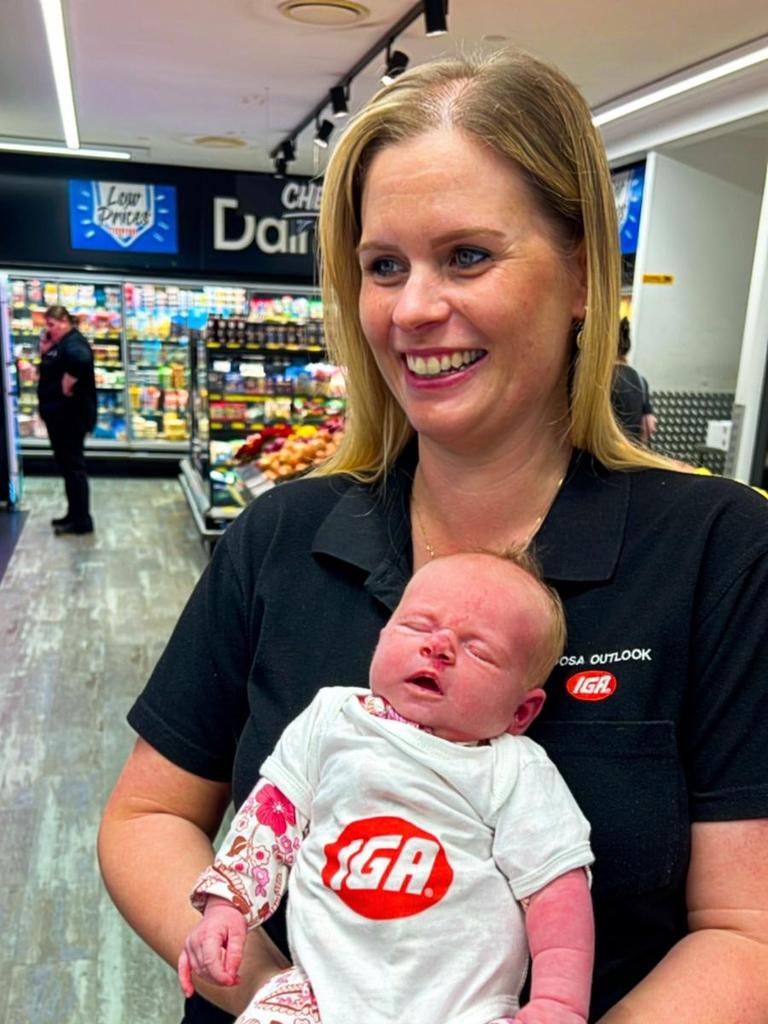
[178,896,247,997]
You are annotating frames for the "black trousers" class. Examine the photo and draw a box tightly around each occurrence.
[44,417,92,527]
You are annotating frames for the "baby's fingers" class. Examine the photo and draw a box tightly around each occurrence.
[222,919,246,982]
[178,950,195,998]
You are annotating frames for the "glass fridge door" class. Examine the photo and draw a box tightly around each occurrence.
[0,274,23,506]
[123,281,212,446]
[9,275,126,443]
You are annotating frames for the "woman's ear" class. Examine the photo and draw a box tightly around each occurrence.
[507,688,546,736]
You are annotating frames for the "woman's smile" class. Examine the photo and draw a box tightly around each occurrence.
[403,348,487,383]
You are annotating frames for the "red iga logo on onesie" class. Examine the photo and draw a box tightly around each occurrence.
[322,816,454,919]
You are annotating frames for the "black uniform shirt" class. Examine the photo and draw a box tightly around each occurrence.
[129,446,768,1023]
[37,327,97,430]
[611,363,652,440]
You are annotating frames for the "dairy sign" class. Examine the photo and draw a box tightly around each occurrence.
[213,180,322,256]
[68,180,178,253]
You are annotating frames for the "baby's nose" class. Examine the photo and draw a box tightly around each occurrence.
[420,630,455,663]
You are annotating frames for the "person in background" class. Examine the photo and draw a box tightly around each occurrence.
[99,48,768,1024]
[38,305,96,535]
[611,316,657,444]
[178,550,594,1024]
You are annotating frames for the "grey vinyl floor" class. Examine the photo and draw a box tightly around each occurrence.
[0,475,209,1024]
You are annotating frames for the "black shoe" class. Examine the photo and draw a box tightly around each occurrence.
[51,515,72,527]
[54,521,94,536]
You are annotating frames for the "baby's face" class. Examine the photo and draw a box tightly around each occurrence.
[369,555,551,742]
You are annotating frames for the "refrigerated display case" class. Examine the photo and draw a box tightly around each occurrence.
[0,274,344,503]
[8,274,126,444]
[0,272,258,461]
[180,291,345,538]
[0,277,22,507]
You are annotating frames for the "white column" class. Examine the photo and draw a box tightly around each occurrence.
[732,160,768,483]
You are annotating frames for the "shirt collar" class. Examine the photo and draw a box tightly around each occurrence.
[532,450,628,583]
[312,448,415,611]
[311,445,627,603]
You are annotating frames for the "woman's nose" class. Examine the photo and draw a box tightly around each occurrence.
[420,631,455,664]
[392,271,450,334]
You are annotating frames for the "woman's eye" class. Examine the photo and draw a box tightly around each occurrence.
[451,247,489,270]
[366,256,405,278]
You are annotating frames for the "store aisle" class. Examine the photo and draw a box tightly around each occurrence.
[0,475,208,1024]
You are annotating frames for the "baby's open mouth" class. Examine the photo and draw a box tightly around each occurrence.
[405,349,485,379]
[406,674,442,694]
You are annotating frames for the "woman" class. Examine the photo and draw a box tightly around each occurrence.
[98,49,768,1022]
[38,305,96,534]
[611,317,657,444]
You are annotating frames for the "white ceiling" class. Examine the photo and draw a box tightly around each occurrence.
[1,0,767,177]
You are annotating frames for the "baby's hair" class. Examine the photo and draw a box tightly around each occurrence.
[440,545,566,687]
[498,545,567,685]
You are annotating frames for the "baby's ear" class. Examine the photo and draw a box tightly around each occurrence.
[507,688,546,736]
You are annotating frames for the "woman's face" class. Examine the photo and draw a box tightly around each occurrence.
[44,316,70,343]
[357,128,586,454]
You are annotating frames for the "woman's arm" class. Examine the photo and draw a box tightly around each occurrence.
[98,738,289,1015]
[597,819,768,1022]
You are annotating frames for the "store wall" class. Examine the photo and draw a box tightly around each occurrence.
[632,152,761,391]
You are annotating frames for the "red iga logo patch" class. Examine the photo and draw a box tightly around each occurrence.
[566,671,618,701]
[322,816,454,919]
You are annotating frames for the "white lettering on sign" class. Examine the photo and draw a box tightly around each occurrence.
[281,181,323,212]
[213,197,309,254]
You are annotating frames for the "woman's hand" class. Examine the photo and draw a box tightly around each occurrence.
[98,738,290,1014]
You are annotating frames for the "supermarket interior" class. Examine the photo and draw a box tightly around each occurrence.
[1,2,768,1022]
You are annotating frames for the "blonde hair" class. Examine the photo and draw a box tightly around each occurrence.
[316,47,674,481]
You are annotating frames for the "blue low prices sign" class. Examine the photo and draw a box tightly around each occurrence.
[68,180,178,253]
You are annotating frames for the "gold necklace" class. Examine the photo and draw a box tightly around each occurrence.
[412,473,566,559]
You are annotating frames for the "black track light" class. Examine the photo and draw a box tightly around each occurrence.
[424,0,448,36]
[330,85,349,119]
[280,139,296,162]
[273,156,288,179]
[381,45,409,85]
[313,118,335,148]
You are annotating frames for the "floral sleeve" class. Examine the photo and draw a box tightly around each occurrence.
[190,777,307,930]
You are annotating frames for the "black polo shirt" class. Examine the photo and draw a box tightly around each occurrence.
[129,447,768,1023]
[37,327,96,431]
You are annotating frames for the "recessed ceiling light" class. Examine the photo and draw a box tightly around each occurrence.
[192,135,247,148]
[278,1,369,27]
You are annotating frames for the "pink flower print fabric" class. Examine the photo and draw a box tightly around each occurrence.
[238,964,321,1024]
[190,777,306,930]
[359,693,433,732]
[256,782,297,836]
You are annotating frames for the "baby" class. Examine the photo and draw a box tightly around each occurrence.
[179,550,594,1024]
